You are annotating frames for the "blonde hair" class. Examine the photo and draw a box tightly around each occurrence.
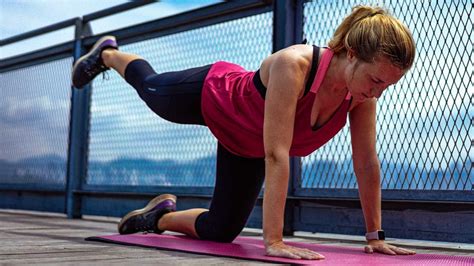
[328,5,416,70]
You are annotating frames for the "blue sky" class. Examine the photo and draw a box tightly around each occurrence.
[1,0,264,163]
[0,0,222,58]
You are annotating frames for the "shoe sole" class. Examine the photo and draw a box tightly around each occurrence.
[71,35,117,88]
[117,193,177,233]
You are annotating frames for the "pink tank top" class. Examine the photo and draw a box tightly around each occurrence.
[201,48,352,158]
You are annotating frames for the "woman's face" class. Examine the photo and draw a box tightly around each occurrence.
[344,53,405,102]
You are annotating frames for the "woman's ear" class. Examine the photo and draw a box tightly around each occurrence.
[347,49,356,61]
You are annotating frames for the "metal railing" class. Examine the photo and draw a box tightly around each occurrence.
[1,0,472,243]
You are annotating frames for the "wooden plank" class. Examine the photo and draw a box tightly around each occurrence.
[0,247,260,264]
[0,209,472,265]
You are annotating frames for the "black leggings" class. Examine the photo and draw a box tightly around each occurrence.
[124,59,265,243]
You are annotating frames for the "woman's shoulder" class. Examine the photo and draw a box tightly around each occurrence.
[264,44,313,66]
[259,44,315,90]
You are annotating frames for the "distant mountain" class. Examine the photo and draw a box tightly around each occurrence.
[18,154,65,165]
[0,154,469,190]
[300,158,471,190]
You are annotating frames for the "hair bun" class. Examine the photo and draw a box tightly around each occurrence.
[351,5,386,24]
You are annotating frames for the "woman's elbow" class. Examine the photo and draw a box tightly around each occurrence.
[264,148,289,165]
[353,158,380,172]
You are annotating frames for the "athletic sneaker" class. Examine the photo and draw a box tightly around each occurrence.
[71,35,118,88]
[118,194,177,235]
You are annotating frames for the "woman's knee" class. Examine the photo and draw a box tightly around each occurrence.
[195,212,245,243]
[124,59,156,91]
[204,225,243,243]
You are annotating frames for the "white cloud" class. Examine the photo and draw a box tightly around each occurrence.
[1,0,222,58]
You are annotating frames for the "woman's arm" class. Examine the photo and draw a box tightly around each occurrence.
[262,50,323,260]
[349,99,415,255]
[263,52,302,245]
[349,99,381,232]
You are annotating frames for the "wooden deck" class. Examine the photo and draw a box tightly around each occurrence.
[0,209,472,265]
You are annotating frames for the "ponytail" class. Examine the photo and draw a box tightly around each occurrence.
[328,5,416,70]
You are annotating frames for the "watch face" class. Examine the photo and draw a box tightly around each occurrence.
[378,231,386,240]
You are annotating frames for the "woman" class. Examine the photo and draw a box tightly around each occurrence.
[72,5,416,260]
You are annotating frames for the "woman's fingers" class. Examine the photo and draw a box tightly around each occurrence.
[371,244,394,255]
[267,247,300,259]
[281,249,302,259]
[267,247,299,259]
[284,247,322,260]
[296,250,324,260]
[266,243,324,260]
[367,243,416,256]
[385,244,416,255]
[392,246,416,255]
[380,245,397,255]
[364,245,374,253]
[289,246,325,259]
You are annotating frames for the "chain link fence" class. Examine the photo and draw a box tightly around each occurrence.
[0,58,73,186]
[0,1,472,242]
[87,12,273,186]
[1,1,471,194]
[302,0,472,191]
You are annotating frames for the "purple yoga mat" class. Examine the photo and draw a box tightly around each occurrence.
[86,233,474,265]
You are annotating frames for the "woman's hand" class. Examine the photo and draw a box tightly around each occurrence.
[265,240,325,260]
[365,240,416,255]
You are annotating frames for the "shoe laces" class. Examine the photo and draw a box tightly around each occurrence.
[83,58,108,77]
[134,213,156,232]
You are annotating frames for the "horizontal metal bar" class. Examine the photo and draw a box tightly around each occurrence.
[73,189,214,199]
[81,184,214,196]
[0,41,74,73]
[0,190,66,213]
[294,188,474,202]
[80,193,213,218]
[0,1,156,46]
[0,0,269,72]
[83,0,157,23]
[83,0,271,47]
[294,204,474,243]
[2,184,471,211]
[295,188,359,199]
[296,197,474,212]
[0,184,65,193]
[0,18,79,46]
[76,186,474,212]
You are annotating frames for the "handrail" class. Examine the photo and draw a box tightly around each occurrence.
[0,0,269,72]
[0,0,157,47]
[82,0,270,47]
[83,0,157,23]
[0,18,79,46]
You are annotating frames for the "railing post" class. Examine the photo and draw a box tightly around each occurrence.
[65,18,93,218]
[272,0,304,236]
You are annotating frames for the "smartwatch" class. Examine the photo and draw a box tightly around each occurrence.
[365,230,385,241]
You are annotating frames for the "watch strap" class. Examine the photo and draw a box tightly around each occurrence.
[365,230,385,240]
